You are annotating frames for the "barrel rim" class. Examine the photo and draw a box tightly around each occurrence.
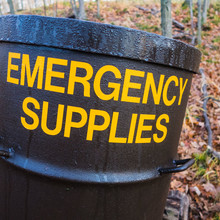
[0,15,201,73]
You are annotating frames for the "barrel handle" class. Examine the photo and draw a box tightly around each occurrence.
[0,150,12,158]
[158,158,195,175]
[0,150,194,175]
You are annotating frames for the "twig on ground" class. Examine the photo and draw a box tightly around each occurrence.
[136,6,159,15]
[207,97,220,102]
[173,33,193,41]
[199,68,220,160]
[136,6,151,13]
[172,19,185,30]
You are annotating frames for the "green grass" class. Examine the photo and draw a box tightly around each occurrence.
[182,16,190,23]
[136,23,160,32]
[32,8,43,14]
[122,8,129,13]
[211,14,220,25]
[63,1,71,7]
[193,150,220,180]
[206,59,218,64]
[212,2,220,11]
[214,213,220,220]
[136,23,151,31]
[212,36,220,43]
[211,45,219,50]
[193,151,209,177]
[175,9,180,16]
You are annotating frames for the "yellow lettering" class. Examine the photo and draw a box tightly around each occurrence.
[178,78,188,105]
[121,69,145,103]
[135,114,155,143]
[64,106,88,138]
[41,101,64,136]
[94,65,121,101]
[109,112,127,143]
[45,58,67,93]
[153,114,169,143]
[21,97,40,130]
[20,54,45,89]
[142,72,165,104]
[86,109,110,141]
[127,113,138,143]
[7,52,21,85]
[68,61,93,97]
[163,76,178,106]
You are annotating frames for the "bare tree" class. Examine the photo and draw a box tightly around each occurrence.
[189,0,196,44]
[197,0,202,44]
[189,0,194,35]
[202,0,210,24]
[43,0,47,16]
[27,0,32,13]
[13,0,19,11]
[78,0,86,20]
[161,0,172,38]
[53,0,58,17]
[34,0,38,8]
[70,0,78,17]
[20,0,24,10]
[0,2,2,15]
[7,0,15,14]
[97,0,100,18]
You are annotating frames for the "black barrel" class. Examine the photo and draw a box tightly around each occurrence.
[0,15,201,220]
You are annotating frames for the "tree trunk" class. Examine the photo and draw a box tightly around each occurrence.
[70,0,78,18]
[34,0,37,8]
[53,0,58,17]
[0,2,2,15]
[161,0,172,38]
[73,0,78,17]
[97,0,100,18]
[7,0,15,14]
[78,0,86,20]
[189,0,196,45]
[202,0,209,24]
[43,0,47,16]
[20,0,24,10]
[27,0,32,13]
[197,0,202,45]
[189,0,194,35]
[13,0,19,11]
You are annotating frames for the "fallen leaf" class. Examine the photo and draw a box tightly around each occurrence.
[190,186,201,196]
[170,179,182,189]
[203,182,217,196]
[208,203,220,212]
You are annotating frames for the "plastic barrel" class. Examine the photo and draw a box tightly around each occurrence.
[0,15,201,220]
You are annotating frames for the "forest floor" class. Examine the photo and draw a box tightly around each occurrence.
[18,1,220,219]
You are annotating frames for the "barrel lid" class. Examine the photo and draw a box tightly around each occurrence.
[0,15,201,73]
